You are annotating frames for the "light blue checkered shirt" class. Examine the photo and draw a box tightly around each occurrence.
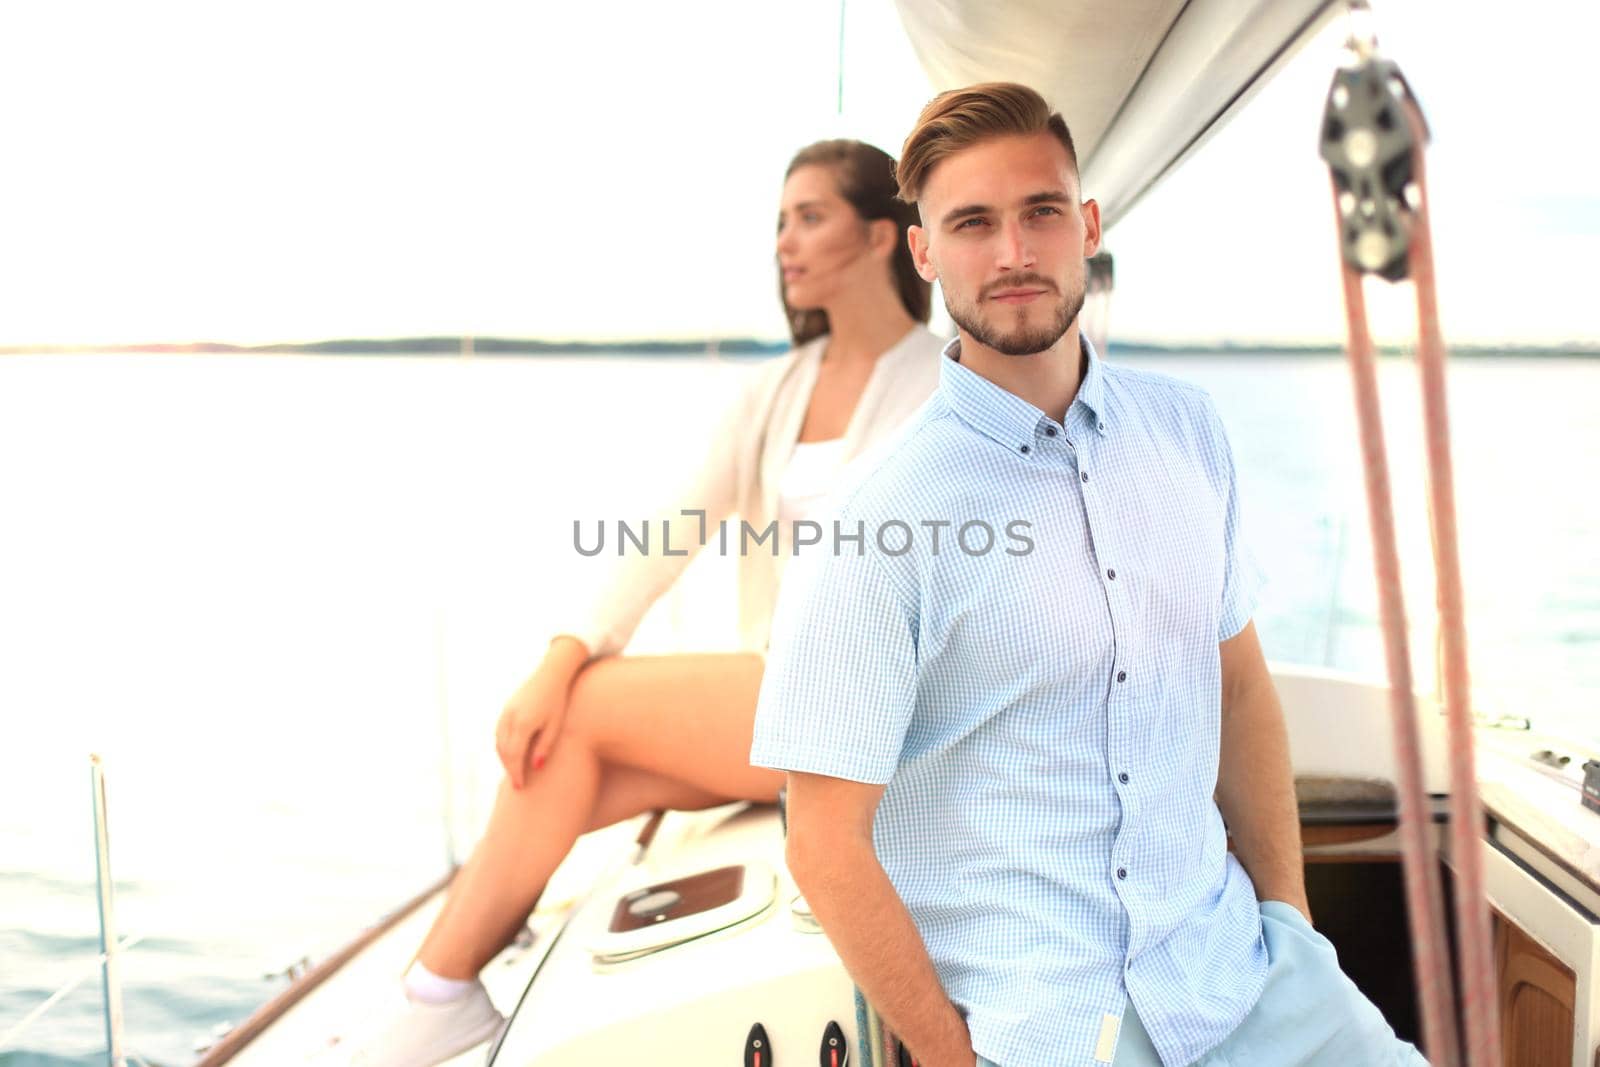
[751,335,1269,1067]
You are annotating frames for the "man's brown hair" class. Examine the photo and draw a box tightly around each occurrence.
[895,82,1079,205]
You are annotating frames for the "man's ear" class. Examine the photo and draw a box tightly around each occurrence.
[1080,198,1103,258]
[908,225,937,283]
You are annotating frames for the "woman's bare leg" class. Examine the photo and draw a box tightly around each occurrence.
[414,652,779,980]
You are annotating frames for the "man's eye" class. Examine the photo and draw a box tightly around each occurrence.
[1031,206,1063,218]
[956,217,987,230]
[803,212,822,224]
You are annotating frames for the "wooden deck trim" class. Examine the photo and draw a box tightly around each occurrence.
[1301,850,1407,864]
[193,868,457,1065]
[1300,822,1397,847]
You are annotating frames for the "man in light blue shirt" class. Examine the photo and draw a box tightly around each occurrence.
[750,83,1428,1067]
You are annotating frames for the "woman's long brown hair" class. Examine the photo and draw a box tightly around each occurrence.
[781,140,932,345]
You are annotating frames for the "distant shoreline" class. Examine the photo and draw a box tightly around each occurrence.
[2,336,1595,359]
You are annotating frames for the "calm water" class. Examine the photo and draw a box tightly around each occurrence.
[1,350,1596,1064]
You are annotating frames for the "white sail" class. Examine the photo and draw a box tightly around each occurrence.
[892,0,1340,223]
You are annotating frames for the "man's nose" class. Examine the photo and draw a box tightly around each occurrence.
[995,219,1036,270]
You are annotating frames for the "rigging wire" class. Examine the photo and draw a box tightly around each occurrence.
[0,934,149,1051]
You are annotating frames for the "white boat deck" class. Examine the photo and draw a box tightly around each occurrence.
[208,668,1600,1066]
[491,802,855,1067]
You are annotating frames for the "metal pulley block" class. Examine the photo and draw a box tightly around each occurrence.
[1318,57,1429,281]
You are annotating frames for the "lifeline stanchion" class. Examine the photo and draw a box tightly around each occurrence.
[91,754,128,1067]
[1319,24,1502,1067]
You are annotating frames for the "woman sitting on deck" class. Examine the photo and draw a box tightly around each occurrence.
[343,138,946,1067]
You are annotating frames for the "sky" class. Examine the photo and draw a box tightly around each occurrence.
[0,0,1594,348]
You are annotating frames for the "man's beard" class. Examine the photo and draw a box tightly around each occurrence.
[946,276,1084,357]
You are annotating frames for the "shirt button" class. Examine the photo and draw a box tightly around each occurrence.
[1019,444,1030,454]
[1081,470,1089,483]
[1107,569,1116,580]
[1045,426,1057,437]
[1117,867,1128,880]
[1118,772,1130,784]
[1117,670,1127,683]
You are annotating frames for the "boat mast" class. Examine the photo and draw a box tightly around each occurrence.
[835,0,847,116]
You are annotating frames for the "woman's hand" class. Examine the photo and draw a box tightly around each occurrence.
[494,637,590,788]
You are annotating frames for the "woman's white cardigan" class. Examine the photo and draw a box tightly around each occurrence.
[559,325,946,659]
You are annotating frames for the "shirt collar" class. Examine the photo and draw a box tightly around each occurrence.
[938,333,1109,453]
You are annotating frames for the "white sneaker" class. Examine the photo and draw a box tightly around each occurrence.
[320,983,506,1067]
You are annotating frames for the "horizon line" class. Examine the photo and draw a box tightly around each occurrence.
[3,335,1597,357]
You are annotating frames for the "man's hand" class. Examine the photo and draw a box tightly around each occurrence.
[494,636,589,789]
[785,771,977,1067]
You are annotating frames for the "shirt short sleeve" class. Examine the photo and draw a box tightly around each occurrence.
[749,525,918,785]
[1206,397,1266,642]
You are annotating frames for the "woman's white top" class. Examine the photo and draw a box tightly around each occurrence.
[555,324,947,659]
[776,437,850,528]
[773,436,851,586]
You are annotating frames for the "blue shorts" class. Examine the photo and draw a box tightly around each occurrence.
[979,901,1429,1066]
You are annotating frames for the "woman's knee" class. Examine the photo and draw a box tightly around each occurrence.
[559,671,616,756]
[559,657,632,743]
